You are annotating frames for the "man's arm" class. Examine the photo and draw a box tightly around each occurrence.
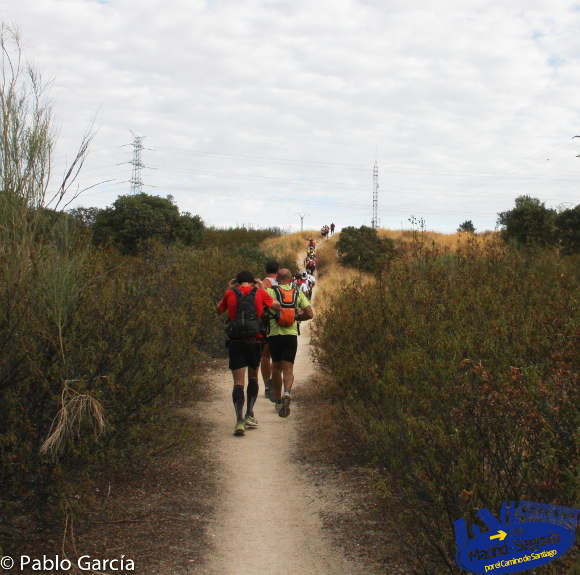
[298,305,313,321]
[296,291,313,321]
[217,289,231,314]
[260,286,281,312]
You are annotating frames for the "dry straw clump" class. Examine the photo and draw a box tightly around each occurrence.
[41,380,105,459]
[261,230,316,268]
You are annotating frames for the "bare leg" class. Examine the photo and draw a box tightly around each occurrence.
[232,367,245,387]
[280,361,294,393]
[260,344,272,383]
[272,361,283,401]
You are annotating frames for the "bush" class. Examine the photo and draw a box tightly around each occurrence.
[555,204,580,254]
[457,220,475,233]
[497,195,556,246]
[0,24,301,553]
[312,240,579,573]
[92,193,204,254]
[336,226,395,273]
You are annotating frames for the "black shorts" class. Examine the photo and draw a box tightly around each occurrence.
[268,335,298,364]
[228,339,263,370]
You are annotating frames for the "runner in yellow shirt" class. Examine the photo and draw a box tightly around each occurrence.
[266,268,314,417]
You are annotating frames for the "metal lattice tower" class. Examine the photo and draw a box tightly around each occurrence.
[297,212,306,232]
[130,134,145,194]
[371,160,379,229]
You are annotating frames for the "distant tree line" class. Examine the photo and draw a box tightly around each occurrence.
[497,195,579,253]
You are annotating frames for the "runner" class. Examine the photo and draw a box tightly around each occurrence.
[217,270,280,436]
[330,222,335,236]
[267,268,314,417]
[306,271,316,299]
[299,271,310,299]
[260,260,279,400]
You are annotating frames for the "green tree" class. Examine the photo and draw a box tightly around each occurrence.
[93,193,204,254]
[457,220,475,233]
[68,206,101,227]
[554,204,580,254]
[497,195,556,246]
[336,226,395,273]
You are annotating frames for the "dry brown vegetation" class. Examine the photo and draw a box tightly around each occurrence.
[379,228,499,251]
[301,228,579,575]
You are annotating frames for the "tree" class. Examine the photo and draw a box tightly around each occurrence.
[93,193,204,254]
[68,206,101,227]
[555,204,580,254]
[336,226,395,273]
[457,220,476,233]
[497,195,556,246]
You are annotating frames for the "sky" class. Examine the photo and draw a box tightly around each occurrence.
[1,0,579,233]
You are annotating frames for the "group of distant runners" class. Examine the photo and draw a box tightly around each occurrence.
[217,236,320,436]
[320,222,335,239]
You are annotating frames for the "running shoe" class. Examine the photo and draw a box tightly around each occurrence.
[234,421,245,436]
[278,394,291,418]
[245,415,259,428]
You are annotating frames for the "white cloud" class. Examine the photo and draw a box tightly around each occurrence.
[1,0,578,232]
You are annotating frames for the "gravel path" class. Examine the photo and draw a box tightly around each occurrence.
[200,319,369,575]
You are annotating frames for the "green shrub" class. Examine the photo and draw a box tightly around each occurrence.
[203,226,284,249]
[457,219,475,233]
[336,225,395,273]
[0,24,299,551]
[92,193,204,254]
[555,205,580,254]
[497,195,556,247]
[312,240,579,574]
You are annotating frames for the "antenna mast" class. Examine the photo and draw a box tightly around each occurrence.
[371,160,379,229]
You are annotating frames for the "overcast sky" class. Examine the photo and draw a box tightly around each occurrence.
[2,0,579,232]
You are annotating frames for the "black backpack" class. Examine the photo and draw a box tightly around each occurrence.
[226,287,261,339]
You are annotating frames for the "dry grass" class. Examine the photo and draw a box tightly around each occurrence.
[40,380,105,458]
[378,228,499,251]
[310,234,373,314]
[262,227,499,315]
[307,229,500,315]
[261,230,318,269]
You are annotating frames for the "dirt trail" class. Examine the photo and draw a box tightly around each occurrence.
[198,318,368,575]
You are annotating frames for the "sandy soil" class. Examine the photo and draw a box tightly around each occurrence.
[198,319,371,575]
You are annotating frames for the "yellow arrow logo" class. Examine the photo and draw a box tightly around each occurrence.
[490,530,507,541]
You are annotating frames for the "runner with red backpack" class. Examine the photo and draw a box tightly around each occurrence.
[217,270,281,436]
